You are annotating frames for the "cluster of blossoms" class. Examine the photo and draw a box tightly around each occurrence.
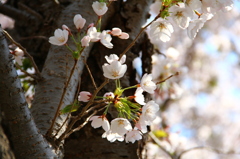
[49,1,129,52]
[77,54,161,143]
[151,48,185,102]
[48,0,161,143]
[149,0,233,42]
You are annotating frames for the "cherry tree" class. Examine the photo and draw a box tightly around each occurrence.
[0,0,239,159]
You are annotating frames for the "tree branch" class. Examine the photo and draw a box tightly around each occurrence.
[0,2,42,26]
[0,25,57,158]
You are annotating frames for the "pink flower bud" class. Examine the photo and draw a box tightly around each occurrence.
[73,14,86,30]
[119,32,129,39]
[78,91,92,102]
[88,23,95,28]
[62,24,71,35]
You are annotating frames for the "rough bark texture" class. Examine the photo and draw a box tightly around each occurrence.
[0,115,15,159]
[0,0,154,158]
[0,26,57,158]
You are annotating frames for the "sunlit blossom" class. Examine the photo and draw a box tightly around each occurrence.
[110,118,132,136]
[49,28,68,46]
[134,87,146,105]
[102,130,124,142]
[90,115,110,132]
[140,74,156,94]
[99,31,113,49]
[125,129,142,143]
[141,100,159,125]
[105,54,126,64]
[149,19,174,43]
[73,14,86,30]
[92,1,108,16]
[102,61,127,79]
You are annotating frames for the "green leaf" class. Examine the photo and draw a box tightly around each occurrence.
[22,58,32,70]
[60,103,80,114]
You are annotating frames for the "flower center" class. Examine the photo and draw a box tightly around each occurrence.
[118,120,124,126]
[58,36,65,42]
[175,11,183,18]
[112,71,119,77]
[159,23,167,30]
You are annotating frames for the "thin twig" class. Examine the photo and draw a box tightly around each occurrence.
[3,30,42,80]
[83,59,97,90]
[85,103,107,114]
[156,72,179,85]
[65,110,97,137]
[16,63,36,79]
[53,114,71,138]
[119,13,161,59]
[60,105,107,143]
[149,132,175,159]
[57,78,109,143]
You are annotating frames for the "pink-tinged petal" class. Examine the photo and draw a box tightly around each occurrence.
[119,32,129,39]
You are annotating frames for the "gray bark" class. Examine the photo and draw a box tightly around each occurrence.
[0,26,57,158]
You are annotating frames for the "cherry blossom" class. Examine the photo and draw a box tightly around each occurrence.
[184,0,202,10]
[134,87,146,105]
[49,28,68,46]
[89,116,110,132]
[92,1,108,16]
[11,47,24,66]
[73,14,86,30]
[110,118,132,136]
[135,117,148,133]
[125,129,142,143]
[105,54,126,64]
[110,28,129,39]
[140,73,156,94]
[149,19,174,43]
[102,130,124,142]
[149,1,162,15]
[141,100,159,125]
[102,60,127,79]
[78,91,92,102]
[170,3,194,29]
[187,13,213,39]
[99,31,113,49]
[87,27,101,42]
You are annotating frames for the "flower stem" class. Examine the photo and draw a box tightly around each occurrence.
[122,85,138,91]
[3,30,42,80]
